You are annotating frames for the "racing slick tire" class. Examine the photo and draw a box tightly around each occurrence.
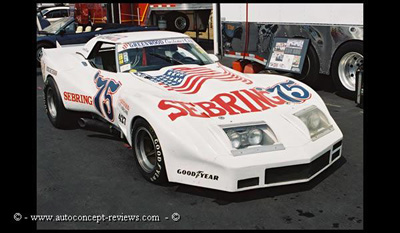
[44,77,78,129]
[331,41,364,100]
[165,12,190,33]
[131,118,168,184]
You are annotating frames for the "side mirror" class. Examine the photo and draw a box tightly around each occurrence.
[208,54,219,62]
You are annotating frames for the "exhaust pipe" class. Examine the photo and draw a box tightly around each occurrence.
[78,118,120,137]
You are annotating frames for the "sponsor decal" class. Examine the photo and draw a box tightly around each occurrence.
[120,38,195,51]
[177,169,219,181]
[63,92,93,105]
[118,113,126,125]
[46,66,57,76]
[118,98,130,115]
[150,138,163,182]
[158,80,311,121]
[93,71,122,122]
[141,63,252,95]
[118,53,124,64]
[97,34,128,42]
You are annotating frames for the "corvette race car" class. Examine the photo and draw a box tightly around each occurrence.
[40,31,343,192]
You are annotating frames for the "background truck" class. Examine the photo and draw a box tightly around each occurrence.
[72,3,212,34]
[213,3,363,99]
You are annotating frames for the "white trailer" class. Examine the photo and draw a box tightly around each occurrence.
[213,3,363,99]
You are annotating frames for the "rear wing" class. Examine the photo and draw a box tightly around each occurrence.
[55,40,86,49]
[41,43,87,81]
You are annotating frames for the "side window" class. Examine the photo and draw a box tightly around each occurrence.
[50,10,62,18]
[88,42,117,73]
[61,9,69,17]
[64,22,76,33]
[45,11,54,18]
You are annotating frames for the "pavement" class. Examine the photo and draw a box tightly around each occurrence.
[36,51,363,229]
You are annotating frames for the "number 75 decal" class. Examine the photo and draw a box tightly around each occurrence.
[93,71,122,122]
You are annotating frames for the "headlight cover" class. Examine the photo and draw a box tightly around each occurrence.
[222,121,284,156]
[294,105,334,141]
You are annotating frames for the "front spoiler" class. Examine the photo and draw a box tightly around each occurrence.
[167,128,343,192]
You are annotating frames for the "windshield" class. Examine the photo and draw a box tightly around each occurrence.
[41,17,72,34]
[117,38,214,72]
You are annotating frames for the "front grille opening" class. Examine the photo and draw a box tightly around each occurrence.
[238,177,259,189]
[333,140,342,151]
[332,149,341,161]
[265,151,330,184]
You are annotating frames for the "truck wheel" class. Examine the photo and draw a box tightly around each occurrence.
[166,12,190,33]
[292,44,320,89]
[131,118,168,184]
[44,78,77,129]
[331,41,363,99]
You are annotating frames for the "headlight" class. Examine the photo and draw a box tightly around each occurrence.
[222,122,284,156]
[248,128,263,145]
[294,105,334,141]
[227,130,241,149]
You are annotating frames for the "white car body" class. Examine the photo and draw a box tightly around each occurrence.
[40,31,343,192]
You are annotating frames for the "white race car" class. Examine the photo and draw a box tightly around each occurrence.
[40,31,343,192]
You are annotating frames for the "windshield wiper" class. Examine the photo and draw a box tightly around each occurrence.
[148,53,183,65]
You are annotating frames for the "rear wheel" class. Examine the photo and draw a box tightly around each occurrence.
[44,78,77,129]
[131,118,168,184]
[331,41,363,99]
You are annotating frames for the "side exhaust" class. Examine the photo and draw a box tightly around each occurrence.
[78,118,121,137]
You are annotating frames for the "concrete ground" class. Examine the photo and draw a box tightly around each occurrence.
[36,47,363,229]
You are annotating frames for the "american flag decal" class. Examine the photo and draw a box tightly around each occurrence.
[149,64,253,94]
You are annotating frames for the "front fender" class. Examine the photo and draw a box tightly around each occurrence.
[117,91,228,177]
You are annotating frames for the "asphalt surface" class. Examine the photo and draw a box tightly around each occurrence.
[36,54,363,229]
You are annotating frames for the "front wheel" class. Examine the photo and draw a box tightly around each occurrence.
[331,41,364,99]
[131,118,168,184]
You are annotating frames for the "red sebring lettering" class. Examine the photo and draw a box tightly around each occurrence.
[256,89,287,105]
[63,92,93,105]
[175,101,209,118]
[158,100,188,121]
[158,88,296,121]
[195,101,226,117]
[211,92,249,115]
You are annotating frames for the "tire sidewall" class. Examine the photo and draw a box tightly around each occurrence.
[131,118,168,184]
[44,77,74,129]
[44,78,60,126]
[331,41,363,99]
[294,44,320,89]
[166,12,190,33]
[279,44,320,90]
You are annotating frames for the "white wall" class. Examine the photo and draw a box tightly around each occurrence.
[220,4,363,25]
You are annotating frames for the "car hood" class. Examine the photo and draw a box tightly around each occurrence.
[127,62,332,151]
[129,62,314,105]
